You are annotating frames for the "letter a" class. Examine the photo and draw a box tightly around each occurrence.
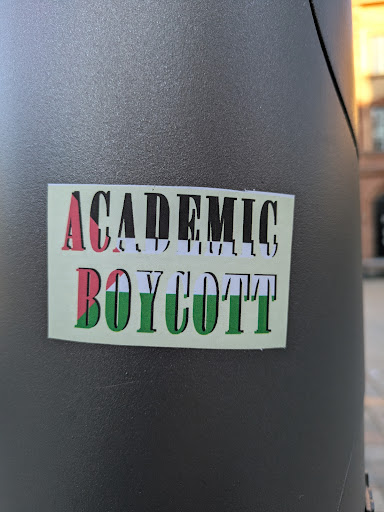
[62,191,85,251]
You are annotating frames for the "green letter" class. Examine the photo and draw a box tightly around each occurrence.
[105,269,131,332]
[193,273,219,335]
[75,268,101,329]
[222,274,249,334]
[136,271,162,333]
[251,275,276,334]
[165,272,189,334]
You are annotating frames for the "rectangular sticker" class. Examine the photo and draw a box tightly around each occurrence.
[48,184,294,349]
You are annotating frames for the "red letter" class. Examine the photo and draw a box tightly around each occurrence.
[62,192,85,251]
[75,268,101,329]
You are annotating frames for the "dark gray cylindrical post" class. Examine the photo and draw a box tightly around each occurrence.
[0,1,365,511]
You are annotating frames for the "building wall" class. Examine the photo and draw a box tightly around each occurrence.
[360,168,384,258]
[353,0,384,259]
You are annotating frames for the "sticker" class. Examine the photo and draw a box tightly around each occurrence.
[48,184,295,349]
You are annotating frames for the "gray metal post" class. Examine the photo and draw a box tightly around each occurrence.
[0,1,365,511]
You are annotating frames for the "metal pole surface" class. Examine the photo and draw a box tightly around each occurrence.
[0,1,365,511]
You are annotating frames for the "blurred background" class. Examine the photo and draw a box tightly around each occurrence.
[352,0,384,509]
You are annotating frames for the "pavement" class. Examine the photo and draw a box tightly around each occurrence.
[364,278,384,512]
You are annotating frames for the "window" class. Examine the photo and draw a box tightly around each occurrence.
[371,107,384,152]
[370,36,384,75]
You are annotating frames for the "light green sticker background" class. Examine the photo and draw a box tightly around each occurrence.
[48,184,295,349]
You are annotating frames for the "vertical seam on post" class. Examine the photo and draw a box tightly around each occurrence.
[308,0,359,157]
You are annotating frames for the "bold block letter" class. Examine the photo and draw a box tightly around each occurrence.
[144,193,170,254]
[241,198,255,258]
[251,275,276,334]
[165,272,189,334]
[205,196,237,256]
[222,274,249,334]
[259,200,278,259]
[62,192,85,251]
[75,268,101,328]
[105,269,131,332]
[193,272,219,335]
[90,191,111,252]
[113,193,140,253]
[136,271,162,333]
[177,194,201,255]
